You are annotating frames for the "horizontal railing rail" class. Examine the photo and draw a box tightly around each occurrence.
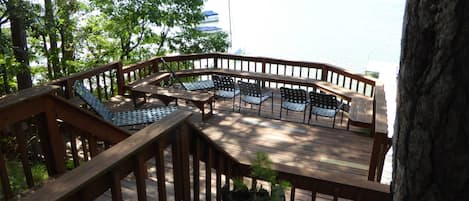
[20,109,391,201]
[121,53,376,97]
[0,86,130,200]
[47,62,125,100]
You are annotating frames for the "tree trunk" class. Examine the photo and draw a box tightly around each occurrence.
[393,1,469,201]
[57,0,76,75]
[41,34,53,79]
[0,28,10,94]
[7,0,32,90]
[44,0,61,78]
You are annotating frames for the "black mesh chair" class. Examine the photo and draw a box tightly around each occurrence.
[337,100,350,124]
[74,81,177,127]
[213,75,240,111]
[161,58,214,91]
[308,91,341,128]
[280,87,309,123]
[238,81,273,115]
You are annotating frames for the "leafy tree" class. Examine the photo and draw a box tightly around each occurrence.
[170,28,229,54]
[89,0,206,61]
[6,0,32,90]
[55,0,83,74]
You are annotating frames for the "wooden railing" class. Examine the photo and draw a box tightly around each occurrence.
[20,110,391,201]
[123,53,376,97]
[368,84,391,182]
[47,62,125,100]
[122,54,389,182]
[41,53,389,182]
[0,86,130,200]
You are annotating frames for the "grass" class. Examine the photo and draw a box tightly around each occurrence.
[3,160,49,195]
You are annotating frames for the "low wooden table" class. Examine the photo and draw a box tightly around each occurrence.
[130,85,214,121]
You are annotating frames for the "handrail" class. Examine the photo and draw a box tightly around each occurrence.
[47,61,124,99]
[21,110,391,201]
[20,110,194,201]
[0,86,130,199]
[122,53,376,96]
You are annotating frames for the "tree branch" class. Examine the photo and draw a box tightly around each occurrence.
[156,26,170,55]
[128,20,146,53]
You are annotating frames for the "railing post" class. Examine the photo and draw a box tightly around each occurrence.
[180,124,191,201]
[37,106,67,175]
[14,122,34,187]
[368,132,387,181]
[116,61,125,95]
[65,79,74,99]
[214,56,218,69]
[153,59,160,73]
[261,60,266,88]
[171,124,191,201]
[0,142,13,200]
[321,65,329,81]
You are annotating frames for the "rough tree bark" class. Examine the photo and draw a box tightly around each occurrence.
[44,0,61,78]
[7,0,32,90]
[393,0,469,201]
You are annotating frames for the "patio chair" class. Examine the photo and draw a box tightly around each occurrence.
[161,58,214,91]
[337,100,350,124]
[212,75,240,111]
[280,87,309,123]
[238,80,273,115]
[308,91,341,128]
[74,81,177,127]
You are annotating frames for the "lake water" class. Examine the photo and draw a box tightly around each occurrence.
[203,0,405,73]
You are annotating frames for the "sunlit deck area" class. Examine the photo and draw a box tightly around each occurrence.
[110,92,372,175]
[90,93,374,200]
[1,53,390,201]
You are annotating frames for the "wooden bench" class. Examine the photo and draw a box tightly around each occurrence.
[126,69,374,128]
[314,81,373,131]
[130,85,215,121]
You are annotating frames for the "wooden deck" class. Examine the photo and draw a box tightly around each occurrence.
[95,88,374,200]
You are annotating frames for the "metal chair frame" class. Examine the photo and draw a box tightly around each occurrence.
[74,81,177,127]
[161,58,214,91]
[237,80,273,115]
[308,91,341,128]
[280,87,309,123]
[212,75,240,111]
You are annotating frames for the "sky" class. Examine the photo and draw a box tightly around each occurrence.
[203,0,406,73]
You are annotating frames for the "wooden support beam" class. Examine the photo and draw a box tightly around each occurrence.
[134,155,147,201]
[193,137,200,201]
[180,124,191,201]
[0,144,12,199]
[155,143,167,201]
[14,122,34,187]
[110,171,123,201]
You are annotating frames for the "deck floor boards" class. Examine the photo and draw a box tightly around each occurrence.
[95,88,373,200]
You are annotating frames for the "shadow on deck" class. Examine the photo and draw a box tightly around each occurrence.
[95,89,374,200]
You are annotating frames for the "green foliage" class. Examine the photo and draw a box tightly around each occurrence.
[6,161,49,194]
[89,0,205,60]
[225,152,291,201]
[170,28,230,54]
[1,0,230,92]
[65,159,76,170]
[233,177,248,191]
[251,152,276,184]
